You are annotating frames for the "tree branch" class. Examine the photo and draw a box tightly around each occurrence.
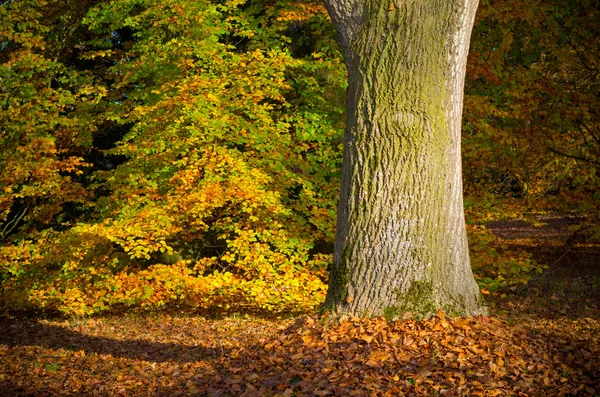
[322,0,363,53]
[1,204,29,241]
[545,145,600,165]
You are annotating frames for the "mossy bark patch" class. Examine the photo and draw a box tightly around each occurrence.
[383,281,438,321]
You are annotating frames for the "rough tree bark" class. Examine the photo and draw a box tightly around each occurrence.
[324,0,487,319]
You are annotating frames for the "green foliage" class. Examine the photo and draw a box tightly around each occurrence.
[468,225,548,292]
[0,0,99,241]
[1,0,344,315]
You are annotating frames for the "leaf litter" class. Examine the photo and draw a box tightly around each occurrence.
[1,304,598,396]
[1,218,599,396]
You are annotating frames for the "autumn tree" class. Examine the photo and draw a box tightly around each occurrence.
[0,0,98,242]
[1,0,344,315]
[463,0,600,235]
[323,0,487,318]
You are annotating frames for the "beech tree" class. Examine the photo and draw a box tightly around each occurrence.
[323,0,487,318]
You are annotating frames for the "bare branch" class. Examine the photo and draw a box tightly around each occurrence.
[545,146,600,165]
[1,204,29,241]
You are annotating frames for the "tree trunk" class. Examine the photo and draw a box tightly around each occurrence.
[324,0,487,319]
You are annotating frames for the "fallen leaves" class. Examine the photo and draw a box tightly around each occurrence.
[0,308,598,396]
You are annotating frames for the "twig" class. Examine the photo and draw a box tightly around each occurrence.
[1,204,29,241]
[545,146,600,165]
[526,247,571,283]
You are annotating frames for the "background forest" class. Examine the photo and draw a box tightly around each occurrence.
[1,0,599,316]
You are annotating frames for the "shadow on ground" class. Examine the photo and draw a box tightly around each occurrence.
[0,319,228,364]
[1,216,600,396]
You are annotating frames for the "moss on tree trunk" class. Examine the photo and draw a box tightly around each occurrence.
[324,0,487,318]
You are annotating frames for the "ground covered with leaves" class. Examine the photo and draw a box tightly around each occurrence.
[1,218,599,396]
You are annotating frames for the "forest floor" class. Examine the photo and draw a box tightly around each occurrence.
[1,216,599,396]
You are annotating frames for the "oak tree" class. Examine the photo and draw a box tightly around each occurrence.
[323,0,487,318]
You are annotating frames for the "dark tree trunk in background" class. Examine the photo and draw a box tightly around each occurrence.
[324,0,487,319]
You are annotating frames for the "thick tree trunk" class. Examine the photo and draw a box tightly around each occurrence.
[324,0,487,318]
